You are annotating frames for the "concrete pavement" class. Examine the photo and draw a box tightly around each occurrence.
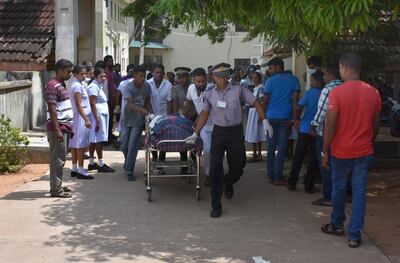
[0,149,392,263]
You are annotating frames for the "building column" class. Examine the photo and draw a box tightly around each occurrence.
[94,0,105,61]
[54,0,77,63]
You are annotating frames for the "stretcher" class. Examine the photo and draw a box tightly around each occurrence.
[144,116,201,202]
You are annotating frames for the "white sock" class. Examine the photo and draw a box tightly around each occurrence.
[89,158,95,165]
[98,159,104,167]
[78,167,88,176]
[72,164,78,172]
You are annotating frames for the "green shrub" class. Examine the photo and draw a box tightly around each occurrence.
[0,115,30,173]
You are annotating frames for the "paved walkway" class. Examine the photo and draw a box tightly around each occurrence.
[0,150,392,263]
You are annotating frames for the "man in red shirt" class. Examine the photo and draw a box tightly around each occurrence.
[321,53,381,248]
[104,55,117,143]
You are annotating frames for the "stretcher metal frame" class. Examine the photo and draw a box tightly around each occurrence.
[144,117,201,202]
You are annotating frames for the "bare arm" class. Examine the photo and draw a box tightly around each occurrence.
[89,96,100,132]
[115,90,121,107]
[47,103,64,140]
[194,110,210,134]
[263,94,270,113]
[74,92,90,123]
[126,96,147,114]
[291,92,300,122]
[372,111,380,140]
[145,95,153,114]
[172,97,179,113]
[323,110,338,154]
[253,101,266,121]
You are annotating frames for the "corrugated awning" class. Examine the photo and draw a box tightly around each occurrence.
[130,40,172,50]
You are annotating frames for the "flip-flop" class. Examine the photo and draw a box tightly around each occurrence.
[321,223,345,236]
[311,198,332,207]
[348,239,362,248]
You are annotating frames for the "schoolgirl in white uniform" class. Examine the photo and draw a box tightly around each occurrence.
[245,70,266,162]
[87,67,115,173]
[69,65,93,179]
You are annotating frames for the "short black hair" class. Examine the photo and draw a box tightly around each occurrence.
[82,60,92,67]
[253,71,262,81]
[307,56,322,66]
[311,71,325,87]
[72,64,86,75]
[103,55,113,63]
[93,67,105,78]
[267,57,284,70]
[132,65,146,74]
[94,60,105,69]
[192,67,206,77]
[152,63,165,72]
[325,64,341,79]
[126,64,135,72]
[55,59,73,72]
[339,52,362,73]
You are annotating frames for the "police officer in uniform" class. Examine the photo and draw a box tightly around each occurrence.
[186,63,272,218]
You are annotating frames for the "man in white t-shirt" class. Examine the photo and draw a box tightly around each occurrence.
[183,67,214,186]
[147,64,173,161]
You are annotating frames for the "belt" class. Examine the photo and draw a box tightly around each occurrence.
[214,124,242,131]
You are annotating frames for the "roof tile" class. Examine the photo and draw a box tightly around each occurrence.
[0,0,54,63]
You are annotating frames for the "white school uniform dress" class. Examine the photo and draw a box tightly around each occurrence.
[186,84,214,176]
[245,84,266,143]
[87,80,109,143]
[69,77,92,148]
[147,78,172,116]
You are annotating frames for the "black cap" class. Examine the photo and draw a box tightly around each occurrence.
[210,63,233,77]
[174,67,191,76]
[127,64,135,73]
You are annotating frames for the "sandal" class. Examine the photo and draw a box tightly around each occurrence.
[63,186,72,193]
[311,198,332,207]
[321,223,344,236]
[50,191,72,198]
[348,239,362,248]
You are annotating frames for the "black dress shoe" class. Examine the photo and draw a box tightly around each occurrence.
[77,173,94,180]
[210,208,222,218]
[88,163,99,171]
[71,171,78,177]
[224,184,234,199]
[97,163,115,173]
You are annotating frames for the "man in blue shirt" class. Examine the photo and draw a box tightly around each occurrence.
[263,57,301,185]
[287,71,324,192]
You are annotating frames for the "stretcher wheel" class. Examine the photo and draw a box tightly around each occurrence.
[147,190,152,202]
[196,188,201,201]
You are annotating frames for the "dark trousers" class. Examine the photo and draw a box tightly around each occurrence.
[288,133,318,191]
[108,100,115,142]
[210,125,246,210]
[152,151,166,162]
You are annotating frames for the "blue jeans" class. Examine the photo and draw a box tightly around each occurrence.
[121,126,143,175]
[330,154,374,240]
[266,119,291,181]
[316,135,332,201]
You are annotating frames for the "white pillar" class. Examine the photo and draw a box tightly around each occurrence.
[94,0,105,61]
[54,0,77,63]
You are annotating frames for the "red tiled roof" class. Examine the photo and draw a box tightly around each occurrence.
[0,0,54,63]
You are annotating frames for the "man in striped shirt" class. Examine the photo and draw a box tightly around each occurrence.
[45,59,74,198]
[310,64,342,206]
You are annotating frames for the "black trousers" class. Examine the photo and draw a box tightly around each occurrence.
[152,151,166,162]
[210,124,246,209]
[288,133,318,191]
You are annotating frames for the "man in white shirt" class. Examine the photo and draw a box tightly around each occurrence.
[183,67,214,186]
[147,64,173,161]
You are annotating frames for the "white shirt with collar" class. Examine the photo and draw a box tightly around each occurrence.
[186,84,214,131]
[147,77,172,116]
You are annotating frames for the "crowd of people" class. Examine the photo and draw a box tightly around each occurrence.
[45,52,381,248]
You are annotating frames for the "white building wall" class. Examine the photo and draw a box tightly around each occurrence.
[162,26,268,72]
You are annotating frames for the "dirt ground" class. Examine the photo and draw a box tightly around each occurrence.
[0,164,48,198]
[365,168,400,259]
[0,163,399,259]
